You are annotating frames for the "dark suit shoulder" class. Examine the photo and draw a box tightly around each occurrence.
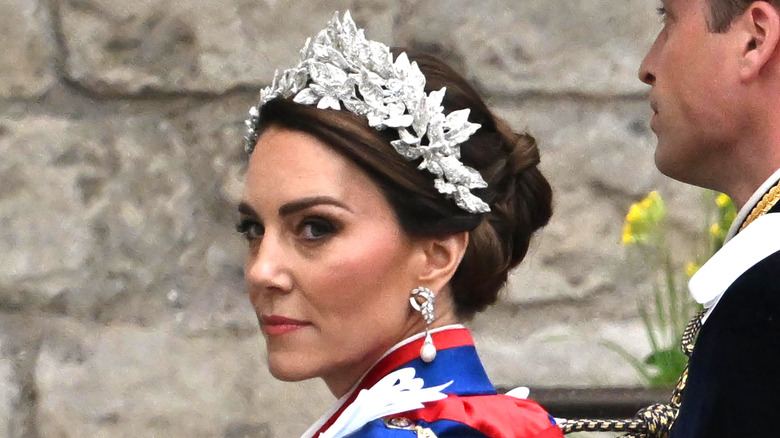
[710,248,780,335]
[671,249,780,438]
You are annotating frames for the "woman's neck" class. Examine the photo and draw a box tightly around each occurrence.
[322,314,461,398]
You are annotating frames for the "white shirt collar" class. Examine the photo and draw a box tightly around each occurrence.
[689,213,780,323]
[696,166,780,324]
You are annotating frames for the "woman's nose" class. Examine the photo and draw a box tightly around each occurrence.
[244,236,294,293]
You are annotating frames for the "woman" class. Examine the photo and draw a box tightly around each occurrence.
[237,12,560,438]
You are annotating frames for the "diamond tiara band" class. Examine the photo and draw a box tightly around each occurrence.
[244,11,490,214]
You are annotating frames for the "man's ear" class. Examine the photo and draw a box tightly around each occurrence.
[415,232,469,293]
[737,2,780,80]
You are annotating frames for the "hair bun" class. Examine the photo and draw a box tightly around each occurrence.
[487,117,552,268]
[508,133,541,174]
[448,110,552,317]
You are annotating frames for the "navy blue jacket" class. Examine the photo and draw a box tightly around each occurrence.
[671,202,780,438]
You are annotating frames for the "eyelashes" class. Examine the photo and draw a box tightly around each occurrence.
[236,216,340,242]
[236,219,264,241]
[297,217,339,241]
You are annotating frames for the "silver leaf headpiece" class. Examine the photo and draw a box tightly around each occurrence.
[244,11,490,214]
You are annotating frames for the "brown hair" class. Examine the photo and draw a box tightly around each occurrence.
[253,49,553,319]
[707,0,780,32]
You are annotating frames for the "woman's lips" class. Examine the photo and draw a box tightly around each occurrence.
[260,315,311,336]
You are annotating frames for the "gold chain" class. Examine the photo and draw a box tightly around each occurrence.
[560,180,780,437]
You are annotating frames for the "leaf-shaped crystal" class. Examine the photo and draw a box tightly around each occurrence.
[434,179,457,195]
[317,95,341,110]
[397,128,421,146]
[391,140,422,160]
[444,109,470,129]
[407,62,426,95]
[393,52,411,76]
[358,70,384,105]
[293,88,320,105]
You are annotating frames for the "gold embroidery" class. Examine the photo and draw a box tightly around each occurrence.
[740,181,780,231]
[412,425,438,437]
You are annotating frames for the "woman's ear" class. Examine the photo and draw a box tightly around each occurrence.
[415,232,469,293]
[737,2,780,81]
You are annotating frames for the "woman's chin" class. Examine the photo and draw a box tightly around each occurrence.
[267,358,314,382]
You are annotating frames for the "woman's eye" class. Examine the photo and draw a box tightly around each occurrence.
[298,217,337,241]
[236,220,264,241]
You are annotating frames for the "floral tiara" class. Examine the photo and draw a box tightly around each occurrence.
[244,11,490,214]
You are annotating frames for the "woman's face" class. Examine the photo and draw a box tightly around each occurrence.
[239,126,427,397]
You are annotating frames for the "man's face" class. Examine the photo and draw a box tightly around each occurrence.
[638,0,742,187]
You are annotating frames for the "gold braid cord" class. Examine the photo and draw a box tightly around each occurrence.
[559,310,704,438]
[740,182,780,231]
[560,180,780,437]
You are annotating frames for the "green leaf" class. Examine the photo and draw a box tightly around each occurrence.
[600,340,654,384]
[638,301,661,354]
[645,348,688,387]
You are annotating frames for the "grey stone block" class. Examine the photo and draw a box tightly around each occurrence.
[0,0,57,98]
[397,0,661,97]
[0,342,14,437]
[0,107,253,325]
[0,316,44,438]
[492,99,706,305]
[473,318,651,388]
[58,0,400,94]
[35,319,333,437]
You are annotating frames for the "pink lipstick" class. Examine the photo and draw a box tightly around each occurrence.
[261,315,310,336]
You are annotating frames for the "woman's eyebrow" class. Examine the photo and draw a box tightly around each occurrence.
[278,196,353,216]
[237,201,258,217]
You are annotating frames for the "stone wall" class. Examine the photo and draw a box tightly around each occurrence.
[1,1,710,437]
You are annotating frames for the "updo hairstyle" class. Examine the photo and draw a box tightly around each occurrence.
[252,49,553,319]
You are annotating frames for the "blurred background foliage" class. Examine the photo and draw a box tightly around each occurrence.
[608,191,735,387]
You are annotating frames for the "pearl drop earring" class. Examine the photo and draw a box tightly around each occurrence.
[410,286,436,363]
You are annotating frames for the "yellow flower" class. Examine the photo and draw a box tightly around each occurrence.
[685,261,701,278]
[644,191,666,223]
[622,191,666,246]
[709,223,721,237]
[716,193,731,208]
[626,204,643,224]
[622,223,635,244]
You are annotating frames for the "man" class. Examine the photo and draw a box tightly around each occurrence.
[639,0,780,436]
